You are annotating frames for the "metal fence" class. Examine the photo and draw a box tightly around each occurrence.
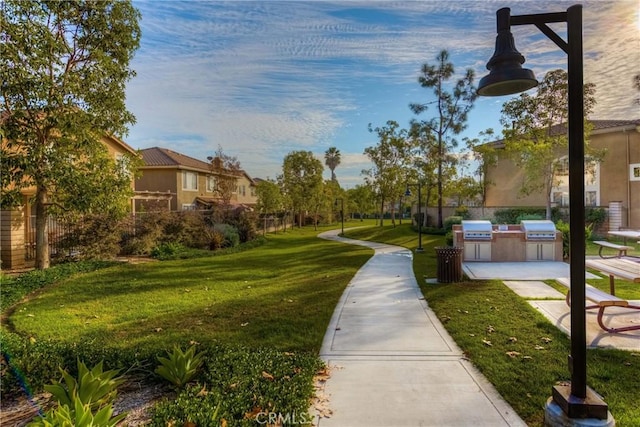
[25,215,76,261]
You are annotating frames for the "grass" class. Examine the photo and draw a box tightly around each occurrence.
[5,225,372,353]
[344,224,640,427]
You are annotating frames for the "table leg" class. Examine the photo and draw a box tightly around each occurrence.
[608,274,615,296]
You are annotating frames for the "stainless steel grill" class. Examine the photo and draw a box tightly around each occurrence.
[462,220,493,240]
[520,220,557,240]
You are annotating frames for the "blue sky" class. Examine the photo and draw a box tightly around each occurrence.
[125,0,639,187]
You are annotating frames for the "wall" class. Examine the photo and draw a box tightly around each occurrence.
[0,207,29,269]
[483,125,640,229]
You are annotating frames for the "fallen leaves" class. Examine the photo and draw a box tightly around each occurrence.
[482,339,493,347]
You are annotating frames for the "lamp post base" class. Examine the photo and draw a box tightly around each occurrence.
[545,385,612,425]
[415,247,424,253]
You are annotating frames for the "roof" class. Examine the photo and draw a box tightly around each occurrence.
[485,119,640,149]
[140,147,212,172]
[141,147,257,183]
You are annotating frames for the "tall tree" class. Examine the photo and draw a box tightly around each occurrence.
[1,0,141,269]
[280,151,324,227]
[346,184,375,221]
[409,50,477,228]
[208,145,242,212]
[324,146,341,182]
[362,121,416,226]
[500,69,598,220]
[463,129,498,213]
[255,179,283,216]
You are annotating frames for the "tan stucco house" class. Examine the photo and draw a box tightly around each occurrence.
[135,147,257,212]
[1,134,140,270]
[484,119,640,229]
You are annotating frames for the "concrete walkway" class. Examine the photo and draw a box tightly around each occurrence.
[315,230,526,427]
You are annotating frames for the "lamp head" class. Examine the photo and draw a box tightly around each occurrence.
[477,8,538,97]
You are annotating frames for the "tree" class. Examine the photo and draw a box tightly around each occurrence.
[280,151,324,227]
[324,146,341,182]
[362,121,416,226]
[1,0,141,269]
[208,145,242,212]
[410,50,477,228]
[463,129,499,212]
[255,179,283,216]
[346,184,375,221]
[500,69,598,220]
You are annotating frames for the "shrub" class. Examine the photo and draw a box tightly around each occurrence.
[213,224,240,248]
[155,345,205,389]
[45,360,125,411]
[585,207,606,227]
[443,216,462,231]
[515,213,545,222]
[454,206,471,219]
[28,400,126,427]
[493,207,562,224]
[57,213,127,261]
[150,242,186,260]
[230,211,258,243]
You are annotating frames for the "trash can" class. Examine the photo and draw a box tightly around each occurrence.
[435,246,463,283]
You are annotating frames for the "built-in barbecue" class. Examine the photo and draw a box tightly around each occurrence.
[520,220,558,240]
[461,220,493,240]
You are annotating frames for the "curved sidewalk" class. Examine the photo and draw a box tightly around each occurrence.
[316,229,526,427]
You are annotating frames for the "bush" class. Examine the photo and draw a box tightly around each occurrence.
[515,213,545,222]
[57,213,127,261]
[454,206,471,219]
[443,216,462,231]
[155,346,204,389]
[230,211,258,243]
[150,242,186,260]
[494,207,563,224]
[213,224,240,248]
[151,346,323,426]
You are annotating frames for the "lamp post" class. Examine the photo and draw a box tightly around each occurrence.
[334,198,344,235]
[405,183,424,252]
[478,5,610,422]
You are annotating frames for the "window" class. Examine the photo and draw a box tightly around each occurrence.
[207,176,217,192]
[181,203,197,211]
[551,157,600,207]
[182,171,198,191]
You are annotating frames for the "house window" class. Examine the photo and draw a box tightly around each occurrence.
[207,176,217,192]
[181,203,196,211]
[182,171,198,191]
[551,157,600,207]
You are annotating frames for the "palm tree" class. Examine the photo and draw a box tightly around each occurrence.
[324,147,341,181]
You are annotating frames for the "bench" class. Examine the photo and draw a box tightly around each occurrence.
[555,277,640,333]
[593,241,633,259]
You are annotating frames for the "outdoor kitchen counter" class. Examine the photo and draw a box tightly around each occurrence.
[453,226,563,262]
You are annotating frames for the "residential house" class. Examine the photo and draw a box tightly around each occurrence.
[484,119,640,229]
[135,147,257,212]
[1,134,141,270]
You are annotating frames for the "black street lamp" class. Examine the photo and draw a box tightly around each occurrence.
[334,198,344,235]
[478,5,610,422]
[405,183,424,253]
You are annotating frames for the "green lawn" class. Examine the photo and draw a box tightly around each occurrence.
[5,225,372,353]
[344,224,640,427]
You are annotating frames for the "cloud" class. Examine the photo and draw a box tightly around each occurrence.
[126,0,639,182]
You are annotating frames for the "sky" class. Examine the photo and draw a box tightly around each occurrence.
[124,0,640,188]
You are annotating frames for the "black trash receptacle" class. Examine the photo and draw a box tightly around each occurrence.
[435,246,463,283]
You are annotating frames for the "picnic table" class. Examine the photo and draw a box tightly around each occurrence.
[585,258,640,296]
[608,229,640,245]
